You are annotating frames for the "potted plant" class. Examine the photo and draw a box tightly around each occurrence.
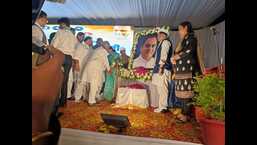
[193,105,205,123]
[193,74,225,145]
[191,75,205,123]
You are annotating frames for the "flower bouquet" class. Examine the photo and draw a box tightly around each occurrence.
[118,67,152,81]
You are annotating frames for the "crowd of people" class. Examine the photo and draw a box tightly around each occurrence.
[32,10,201,123]
[32,10,130,115]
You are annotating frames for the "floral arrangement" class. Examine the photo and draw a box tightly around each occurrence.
[118,67,153,81]
[119,26,170,81]
[127,83,146,89]
[133,67,150,75]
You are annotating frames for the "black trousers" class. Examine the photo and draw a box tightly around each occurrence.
[48,113,61,145]
[175,97,193,116]
[59,54,72,106]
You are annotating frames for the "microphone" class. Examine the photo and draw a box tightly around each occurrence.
[210,26,217,35]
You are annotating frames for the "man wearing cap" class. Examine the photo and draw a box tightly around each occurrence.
[152,27,173,113]
[120,47,129,68]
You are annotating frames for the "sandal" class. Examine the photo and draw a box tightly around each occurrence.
[176,113,187,123]
[172,108,182,116]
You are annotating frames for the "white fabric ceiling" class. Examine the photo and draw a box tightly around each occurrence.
[42,0,225,28]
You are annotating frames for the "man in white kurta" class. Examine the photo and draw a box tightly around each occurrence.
[72,43,93,102]
[66,42,89,100]
[51,27,77,58]
[80,42,110,105]
[152,28,173,113]
[51,17,78,106]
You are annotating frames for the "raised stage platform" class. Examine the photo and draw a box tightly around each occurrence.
[59,128,203,145]
[59,101,202,144]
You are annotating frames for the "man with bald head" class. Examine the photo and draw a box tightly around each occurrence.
[79,41,111,106]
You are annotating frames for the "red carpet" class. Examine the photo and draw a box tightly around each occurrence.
[59,101,202,144]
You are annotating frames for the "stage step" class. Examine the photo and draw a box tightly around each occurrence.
[59,128,203,145]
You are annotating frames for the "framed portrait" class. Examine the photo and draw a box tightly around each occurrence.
[128,28,158,69]
[132,33,157,69]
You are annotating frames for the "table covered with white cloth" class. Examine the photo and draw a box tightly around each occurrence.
[115,77,159,108]
[115,87,149,109]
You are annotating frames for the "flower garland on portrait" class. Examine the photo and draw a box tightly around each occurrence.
[118,26,170,81]
[127,26,170,69]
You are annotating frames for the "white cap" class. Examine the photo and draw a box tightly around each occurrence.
[158,27,169,37]
[120,47,126,51]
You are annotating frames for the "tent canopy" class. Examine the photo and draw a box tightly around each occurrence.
[42,0,225,28]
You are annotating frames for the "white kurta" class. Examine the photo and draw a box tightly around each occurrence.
[155,40,171,66]
[133,55,155,69]
[51,28,77,57]
[51,28,77,98]
[72,44,93,101]
[79,47,110,104]
[74,43,90,71]
[67,43,89,99]
[152,70,171,109]
[152,40,172,110]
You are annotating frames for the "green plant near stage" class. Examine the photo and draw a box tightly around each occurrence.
[193,74,225,121]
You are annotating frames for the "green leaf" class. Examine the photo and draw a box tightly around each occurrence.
[192,74,225,120]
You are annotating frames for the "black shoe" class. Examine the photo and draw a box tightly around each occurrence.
[59,101,67,107]
[161,109,169,113]
[68,96,75,100]
[56,112,64,118]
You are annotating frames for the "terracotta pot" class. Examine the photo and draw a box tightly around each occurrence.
[194,106,205,123]
[199,118,225,145]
